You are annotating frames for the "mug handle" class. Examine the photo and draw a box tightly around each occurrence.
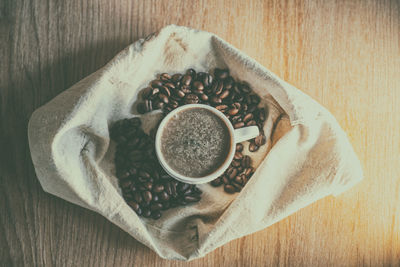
[233,126,260,143]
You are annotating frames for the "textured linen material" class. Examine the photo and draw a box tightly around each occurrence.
[28,25,363,260]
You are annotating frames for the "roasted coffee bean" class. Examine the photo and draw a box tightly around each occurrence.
[210,177,223,187]
[224,76,234,89]
[135,207,142,215]
[139,170,151,179]
[214,81,224,95]
[171,73,182,83]
[234,152,243,160]
[159,93,169,104]
[159,191,170,201]
[160,73,171,81]
[152,184,164,193]
[220,89,230,99]
[164,182,173,195]
[151,80,163,88]
[228,108,239,116]
[244,167,254,177]
[142,208,152,218]
[193,81,204,91]
[240,82,252,93]
[120,179,132,189]
[258,108,267,121]
[246,120,257,126]
[199,93,208,101]
[133,192,143,203]
[222,175,230,185]
[160,86,171,97]
[255,134,266,146]
[128,201,140,211]
[249,142,259,152]
[250,94,261,105]
[168,99,179,109]
[184,195,201,202]
[143,182,153,190]
[161,202,170,210]
[211,96,222,104]
[174,89,185,98]
[224,184,236,194]
[231,160,241,167]
[186,68,196,77]
[193,187,202,195]
[142,87,153,99]
[183,188,193,195]
[142,191,152,203]
[164,82,175,89]
[151,210,162,220]
[231,182,243,192]
[215,105,228,112]
[184,94,199,104]
[203,73,213,87]
[192,89,204,95]
[242,155,251,168]
[152,194,159,202]
[233,122,245,129]
[178,183,190,192]
[243,113,254,123]
[236,143,243,152]
[180,84,191,94]
[234,175,243,184]
[227,168,238,179]
[215,68,229,80]
[182,74,192,86]
[150,203,163,211]
[145,99,153,112]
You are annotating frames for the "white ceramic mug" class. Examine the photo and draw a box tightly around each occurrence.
[155,104,259,184]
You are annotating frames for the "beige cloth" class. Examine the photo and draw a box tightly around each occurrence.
[28,25,363,260]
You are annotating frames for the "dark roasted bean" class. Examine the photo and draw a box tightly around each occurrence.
[242,155,251,167]
[203,73,213,87]
[227,168,238,179]
[215,105,228,112]
[133,192,142,203]
[231,160,241,167]
[182,74,192,86]
[228,108,239,116]
[143,182,153,190]
[171,73,183,82]
[243,113,254,123]
[184,195,201,202]
[222,175,230,184]
[160,86,171,97]
[231,182,243,192]
[240,82,252,93]
[236,143,243,152]
[210,177,223,186]
[255,134,266,146]
[234,152,243,160]
[137,102,147,114]
[184,94,199,104]
[164,82,175,89]
[249,142,259,152]
[159,191,170,201]
[258,108,267,121]
[224,184,236,194]
[199,93,208,101]
[177,183,190,192]
[246,120,257,126]
[220,90,230,99]
[143,191,152,203]
[152,184,164,193]
[150,203,163,211]
[151,210,162,219]
[174,89,185,98]
[193,81,204,91]
[151,80,163,88]
[160,73,171,81]
[215,68,229,80]
[142,208,151,218]
[142,87,153,99]
[211,96,222,104]
[234,122,245,129]
[159,93,169,104]
[128,201,140,211]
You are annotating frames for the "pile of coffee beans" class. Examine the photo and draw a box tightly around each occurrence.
[137,68,267,194]
[110,117,202,220]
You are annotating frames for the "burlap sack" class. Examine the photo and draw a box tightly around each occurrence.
[28,25,363,260]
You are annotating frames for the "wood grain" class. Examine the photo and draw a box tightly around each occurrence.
[1,0,400,266]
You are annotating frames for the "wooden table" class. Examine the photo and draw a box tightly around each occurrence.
[1,0,399,266]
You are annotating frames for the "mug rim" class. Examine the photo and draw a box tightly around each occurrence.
[155,104,235,184]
